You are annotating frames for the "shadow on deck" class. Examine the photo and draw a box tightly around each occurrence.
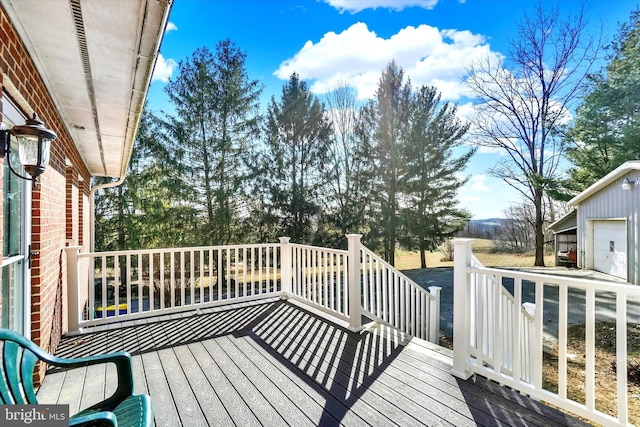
[38,299,588,426]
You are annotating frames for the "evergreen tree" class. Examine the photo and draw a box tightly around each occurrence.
[564,10,640,192]
[358,61,411,264]
[164,42,262,245]
[400,86,474,268]
[94,106,198,252]
[260,73,333,243]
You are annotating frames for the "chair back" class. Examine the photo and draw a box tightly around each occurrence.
[0,329,41,404]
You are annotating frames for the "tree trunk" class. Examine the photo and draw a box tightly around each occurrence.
[534,189,545,266]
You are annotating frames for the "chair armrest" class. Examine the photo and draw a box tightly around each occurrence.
[46,352,135,411]
[0,329,135,412]
[10,333,134,398]
[70,410,118,426]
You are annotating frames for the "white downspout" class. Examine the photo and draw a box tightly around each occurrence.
[90,177,127,252]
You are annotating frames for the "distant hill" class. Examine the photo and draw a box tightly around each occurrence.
[463,218,505,238]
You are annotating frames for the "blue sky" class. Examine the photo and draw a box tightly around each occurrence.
[146,0,636,219]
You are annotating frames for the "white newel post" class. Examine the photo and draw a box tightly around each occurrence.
[65,246,82,335]
[428,286,442,344]
[346,234,362,332]
[451,238,474,379]
[279,237,292,297]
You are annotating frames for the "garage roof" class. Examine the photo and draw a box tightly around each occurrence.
[569,160,640,206]
[547,209,576,234]
[1,0,172,178]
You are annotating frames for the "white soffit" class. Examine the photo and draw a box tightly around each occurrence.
[1,0,172,178]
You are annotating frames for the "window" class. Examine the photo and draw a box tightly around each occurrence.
[1,95,31,335]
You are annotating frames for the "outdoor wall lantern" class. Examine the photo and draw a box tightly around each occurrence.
[621,177,640,190]
[0,112,57,185]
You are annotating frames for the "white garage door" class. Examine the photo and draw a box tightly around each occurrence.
[593,220,627,280]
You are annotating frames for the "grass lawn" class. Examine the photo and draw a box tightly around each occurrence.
[395,239,556,270]
[543,323,640,425]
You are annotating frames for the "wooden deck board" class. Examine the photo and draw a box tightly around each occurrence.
[234,335,354,426]
[54,366,85,414]
[200,338,289,426]
[254,305,475,423]
[79,363,106,410]
[187,340,262,427]
[140,350,181,426]
[270,330,475,426]
[157,346,210,426]
[171,344,236,427]
[216,335,317,427]
[242,329,371,427]
[250,304,464,426]
[38,299,590,427]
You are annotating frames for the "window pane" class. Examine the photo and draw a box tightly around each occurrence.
[1,259,24,331]
[3,147,23,256]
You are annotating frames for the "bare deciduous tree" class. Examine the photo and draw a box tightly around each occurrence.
[496,196,569,255]
[466,2,599,266]
[324,82,372,243]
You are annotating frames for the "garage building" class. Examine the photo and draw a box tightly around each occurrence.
[548,210,577,267]
[569,161,640,284]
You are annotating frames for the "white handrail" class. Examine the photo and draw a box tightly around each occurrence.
[468,256,536,382]
[74,243,282,328]
[452,238,639,427]
[68,238,442,347]
[360,245,441,342]
[286,242,350,323]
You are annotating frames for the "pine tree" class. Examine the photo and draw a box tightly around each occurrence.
[400,86,474,268]
[164,42,262,245]
[564,10,640,192]
[94,106,198,252]
[358,61,411,264]
[260,73,333,243]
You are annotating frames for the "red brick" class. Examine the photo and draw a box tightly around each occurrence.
[1,5,92,384]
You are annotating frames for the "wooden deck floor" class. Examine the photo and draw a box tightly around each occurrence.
[37,299,588,426]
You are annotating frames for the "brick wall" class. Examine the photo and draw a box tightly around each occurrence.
[1,5,92,383]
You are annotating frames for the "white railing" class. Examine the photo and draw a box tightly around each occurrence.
[360,246,441,342]
[469,254,536,383]
[66,243,281,328]
[66,235,441,344]
[284,239,350,323]
[281,235,441,342]
[452,239,639,427]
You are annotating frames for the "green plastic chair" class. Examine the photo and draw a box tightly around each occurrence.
[0,328,153,427]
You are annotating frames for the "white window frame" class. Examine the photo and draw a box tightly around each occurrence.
[1,94,32,337]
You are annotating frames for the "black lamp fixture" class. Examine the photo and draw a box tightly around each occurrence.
[0,112,57,185]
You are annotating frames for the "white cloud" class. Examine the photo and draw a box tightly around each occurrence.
[478,145,507,155]
[325,0,439,13]
[152,53,177,83]
[274,22,499,101]
[467,174,490,192]
[165,22,178,33]
[455,102,475,122]
[458,174,520,219]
